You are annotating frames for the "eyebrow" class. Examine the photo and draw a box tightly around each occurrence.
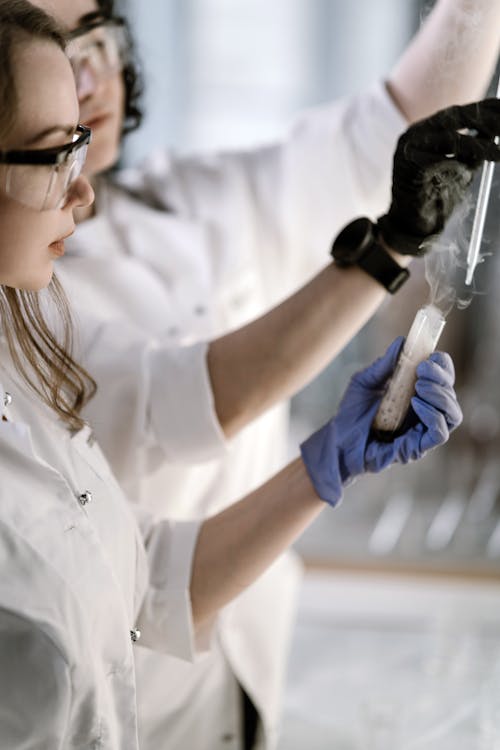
[24,125,77,147]
[77,11,105,27]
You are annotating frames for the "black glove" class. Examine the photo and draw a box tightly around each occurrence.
[377,98,500,255]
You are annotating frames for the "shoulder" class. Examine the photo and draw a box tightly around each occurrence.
[0,518,88,654]
[0,606,70,671]
[0,608,72,747]
[113,145,259,214]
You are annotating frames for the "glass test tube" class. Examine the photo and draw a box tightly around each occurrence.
[465,72,500,286]
[465,157,497,285]
[372,304,445,436]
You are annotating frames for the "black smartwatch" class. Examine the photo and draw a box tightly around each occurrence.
[330,217,409,294]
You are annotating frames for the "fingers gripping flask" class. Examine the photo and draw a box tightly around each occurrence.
[372,304,446,437]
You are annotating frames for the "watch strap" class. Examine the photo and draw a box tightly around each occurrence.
[358,240,410,294]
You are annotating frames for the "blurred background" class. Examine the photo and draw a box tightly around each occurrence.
[121,0,418,159]
[117,2,500,746]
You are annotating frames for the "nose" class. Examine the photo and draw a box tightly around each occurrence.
[65,174,95,211]
[75,59,99,101]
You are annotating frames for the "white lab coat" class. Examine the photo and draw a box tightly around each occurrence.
[0,351,212,749]
[59,83,407,749]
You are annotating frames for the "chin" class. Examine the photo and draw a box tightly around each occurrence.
[23,265,54,292]
[85,146,120,177]
[85,129,121,177]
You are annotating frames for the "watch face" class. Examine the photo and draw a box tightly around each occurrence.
[331,217,374,265]
[331,217,410,294]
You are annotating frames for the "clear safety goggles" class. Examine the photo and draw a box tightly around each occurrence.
[0,125,91,211]
[66,18,129,89]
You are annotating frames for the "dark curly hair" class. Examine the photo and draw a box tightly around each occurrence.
[96,0,143,136]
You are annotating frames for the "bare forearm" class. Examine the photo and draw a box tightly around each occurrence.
[190,458,323,626]
[387,0,500,123]
[208,256,410,438]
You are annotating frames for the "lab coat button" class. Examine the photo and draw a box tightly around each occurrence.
[130,628,141,643]
[78,490,93,506]
[194,305,206,316]
[3,392,12,407]
[221,733,235,743]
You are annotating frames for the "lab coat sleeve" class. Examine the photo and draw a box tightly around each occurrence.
[133,507,209,661]
[74,310,228,483]
[0,609,71,750]
[147,339,228,463]
[133,81,407,296]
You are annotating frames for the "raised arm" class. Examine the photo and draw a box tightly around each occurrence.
[208,249,408,438]
[387,0,500,123]
[208,97,500,438]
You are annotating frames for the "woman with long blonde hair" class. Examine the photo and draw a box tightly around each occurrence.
[0,1,467,747]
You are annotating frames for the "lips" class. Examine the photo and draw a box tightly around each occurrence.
[49,240,66,257]
[83,112,112,130]
[49,228,74,257]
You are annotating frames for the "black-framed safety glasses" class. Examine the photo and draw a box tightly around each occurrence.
[66,17,130,88]
[0,125,91,211]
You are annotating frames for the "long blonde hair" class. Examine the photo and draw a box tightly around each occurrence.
[0,0,96,431]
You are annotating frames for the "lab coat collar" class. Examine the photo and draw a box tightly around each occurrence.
[0,359,73,470]
[0,381,7,421]
[0,378,38,463]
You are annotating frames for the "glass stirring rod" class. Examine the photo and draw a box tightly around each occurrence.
[465,72,500,286]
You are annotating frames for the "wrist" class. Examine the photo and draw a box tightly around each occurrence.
[300,422,344,509]
[330,217,410,293]
[377,233,413,268]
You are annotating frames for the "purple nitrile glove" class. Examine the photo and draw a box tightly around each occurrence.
[300,337,463,508]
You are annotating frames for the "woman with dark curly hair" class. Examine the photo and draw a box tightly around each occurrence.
[26,0,500,748]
